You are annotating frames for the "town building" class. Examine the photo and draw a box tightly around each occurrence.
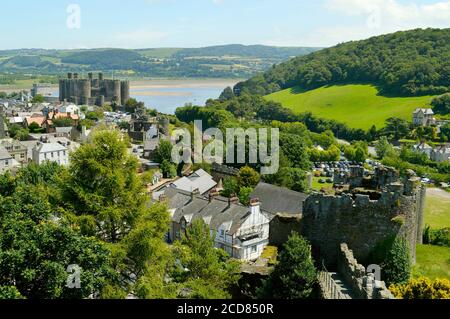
[32,142,69,166]
[1,139,28,165]
[413,108,435,126]
[0,146,16,173]
[169,169,217,195]
[164,188,271,261]
[413,142,433,157]
[431,145,450,163]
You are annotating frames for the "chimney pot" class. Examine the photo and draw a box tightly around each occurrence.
[250,198,260,206]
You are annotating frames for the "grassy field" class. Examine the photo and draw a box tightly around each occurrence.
[413,189,450,280]
[265,84,436,130]
[424,188,450,228]
[413,245,450,280]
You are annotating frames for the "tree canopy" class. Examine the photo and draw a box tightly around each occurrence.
[234,28,450,97]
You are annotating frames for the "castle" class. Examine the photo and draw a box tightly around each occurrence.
[59,73,130,107]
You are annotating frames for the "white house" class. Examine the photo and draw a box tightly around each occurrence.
[165,189,271,262]
[60,103,80,115]
[32,142,69,166]
[413,142,434,157]
[431,146,450,163]
[413,108,435,126]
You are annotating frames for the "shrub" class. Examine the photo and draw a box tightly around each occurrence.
[370,236,411,286]
[390,277,450,299]
[423,226,450,248]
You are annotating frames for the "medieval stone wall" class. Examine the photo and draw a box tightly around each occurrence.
[302,167,425,268]
[269,214,302,247]
[336,244,395,299]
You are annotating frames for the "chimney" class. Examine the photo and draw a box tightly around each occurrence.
[228,194,239,207]
[191,188,200,201]
[249,198,261,215]
[250,198,260,207]
[209,188,220,202]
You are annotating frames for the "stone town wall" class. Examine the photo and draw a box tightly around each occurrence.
[269,214,302,247]
[302,168,425,268]
[337,244,395,299]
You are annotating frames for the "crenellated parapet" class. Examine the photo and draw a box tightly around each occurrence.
[303,165,425,268]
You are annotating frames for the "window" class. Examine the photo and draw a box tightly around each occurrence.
[251,245,257,253]
[220,230,225,238]
[5,160,9,166]
[20,154,25,159]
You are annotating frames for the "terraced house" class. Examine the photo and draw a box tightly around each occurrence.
[32,142,69,166]
[164,188,271,261]
[1,139,28,165]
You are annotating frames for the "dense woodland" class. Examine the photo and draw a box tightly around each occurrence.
[234,28,450,96]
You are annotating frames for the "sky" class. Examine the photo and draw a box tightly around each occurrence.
[0,0,449,49]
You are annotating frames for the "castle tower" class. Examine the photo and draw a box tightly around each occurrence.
[121,80,130,105]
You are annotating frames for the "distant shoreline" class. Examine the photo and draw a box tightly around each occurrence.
[0,78,242,93]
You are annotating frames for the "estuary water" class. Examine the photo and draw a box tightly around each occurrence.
[129,79,240,114]
[28,79,240,115]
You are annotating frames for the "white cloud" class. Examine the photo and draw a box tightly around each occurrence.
[298,0,450,46]
[326,0,450,25]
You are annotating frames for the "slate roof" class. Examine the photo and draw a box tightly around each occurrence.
[414,108,434,115]
[250,182,308,215]
[34,142,67,153]
[167,186,274,236]
[170,169,217,194]
[55,127,73,134]
[0,146,12,160]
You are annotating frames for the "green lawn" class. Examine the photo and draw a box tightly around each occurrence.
[412,189,450,281]
[311,176,333,191]
[265,84,436,130]
[425,189,450,228]
[413,245,450,280]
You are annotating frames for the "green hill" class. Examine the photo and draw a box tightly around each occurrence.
[265,84,435,129]
[0,45,321,78]
[236,28,450,97]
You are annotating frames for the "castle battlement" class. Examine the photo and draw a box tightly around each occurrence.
[302,165,426,269]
